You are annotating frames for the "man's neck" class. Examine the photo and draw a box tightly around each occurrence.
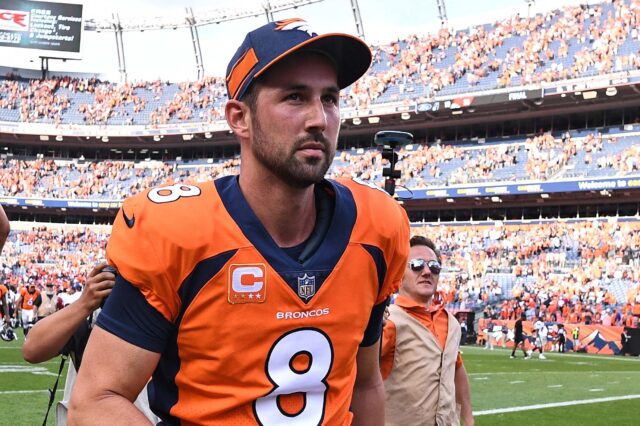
[238,173,317,248]
[398,291,433,308]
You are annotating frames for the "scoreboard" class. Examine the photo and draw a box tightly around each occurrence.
[0,0,83,55]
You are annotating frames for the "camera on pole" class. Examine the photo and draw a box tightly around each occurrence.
[374,130,413,196]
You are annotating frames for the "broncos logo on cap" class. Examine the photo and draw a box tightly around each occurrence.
[274,18,316,37]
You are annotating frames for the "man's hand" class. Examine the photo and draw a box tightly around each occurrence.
[76,262,116,314]
[23,262,116,364]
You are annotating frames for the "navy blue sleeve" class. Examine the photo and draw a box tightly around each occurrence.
[96,276,175,353]
[360,298,389,347]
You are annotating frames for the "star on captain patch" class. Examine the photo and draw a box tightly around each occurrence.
[297,273,316,301]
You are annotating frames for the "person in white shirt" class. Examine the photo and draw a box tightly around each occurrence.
[528,318,548,359]
[58,284,82,307]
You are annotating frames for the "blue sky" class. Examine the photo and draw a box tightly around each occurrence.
[1,0,586,81]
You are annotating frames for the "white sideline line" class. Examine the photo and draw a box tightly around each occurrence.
[468,371,636,376]
[474,394,640,416]
[462,346,640,362]
[0,390,63,395]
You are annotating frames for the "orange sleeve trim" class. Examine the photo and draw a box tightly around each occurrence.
[455,352,463,369]
[380,320,397,380]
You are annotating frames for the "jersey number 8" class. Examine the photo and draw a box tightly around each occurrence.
[254,328,334,425]
[147,184,201,204]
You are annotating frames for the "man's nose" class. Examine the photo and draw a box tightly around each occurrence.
[305,98,328,133]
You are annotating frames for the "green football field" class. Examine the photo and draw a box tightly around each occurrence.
[1,335,639,425]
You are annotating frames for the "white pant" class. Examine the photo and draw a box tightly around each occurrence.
[21,309,35,328]
[536,336,547,349]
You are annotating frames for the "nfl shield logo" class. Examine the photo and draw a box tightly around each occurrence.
[297,273,316,301]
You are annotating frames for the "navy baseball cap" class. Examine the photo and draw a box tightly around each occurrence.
[226,18,372,100]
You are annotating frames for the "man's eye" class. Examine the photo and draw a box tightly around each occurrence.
[286,93,301,101]
[323,95,338,105]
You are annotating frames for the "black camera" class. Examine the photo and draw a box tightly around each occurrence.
[374,130,414,196]
[102,265,117,274]
[100,265,118,308]
[374,130,413,148]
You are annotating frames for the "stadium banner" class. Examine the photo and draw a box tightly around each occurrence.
[0,120,228,137]
[417,89,543,111]
[2,175,640,208]
[0,0,82,54]
[401,175,640,200]
[446,89,544,109]
[545,75,632,95]
[478,319,624,355]
[0,197,121,209]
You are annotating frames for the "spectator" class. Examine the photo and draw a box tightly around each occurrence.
[557,324,567,353]
[572,325,581,351]
[620,329,631,356]
[36,282,58,322]
[381,235,474,426]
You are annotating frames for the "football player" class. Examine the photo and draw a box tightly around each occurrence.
[0,282,11,331]
[70,19,409,425]
[17,283,40,337]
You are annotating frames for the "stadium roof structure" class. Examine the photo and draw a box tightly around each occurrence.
[83,0,326,32]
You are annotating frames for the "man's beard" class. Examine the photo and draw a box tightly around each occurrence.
[251,118,335,188]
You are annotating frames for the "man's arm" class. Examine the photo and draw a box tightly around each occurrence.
[351,339,385,426]
[455,363,474,426]
[1,292,9,324]
[379,319,396,381]
[0,205,9,254]
[68,327,159,425]
[15,294,22,319]
[22,263,115,363]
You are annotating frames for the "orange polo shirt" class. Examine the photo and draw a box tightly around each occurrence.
[381,294,463,380]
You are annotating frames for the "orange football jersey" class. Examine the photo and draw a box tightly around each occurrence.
[20,287,40,310]
[0,284,7,312]
[104,176,409,425]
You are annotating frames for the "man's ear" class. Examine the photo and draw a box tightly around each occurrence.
[225,99,251,140]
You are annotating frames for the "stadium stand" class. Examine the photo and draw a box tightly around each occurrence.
[1,0,640,124]
[1,217,638,328]
[0,127,639,199]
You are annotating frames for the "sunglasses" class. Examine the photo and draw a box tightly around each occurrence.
[408,258,442,275]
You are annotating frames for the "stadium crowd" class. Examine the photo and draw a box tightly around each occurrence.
[0,156,241,199]
[1,130,637,199]
[1,218,638,329]
[1,1,640,124]
[414,219,640,327]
